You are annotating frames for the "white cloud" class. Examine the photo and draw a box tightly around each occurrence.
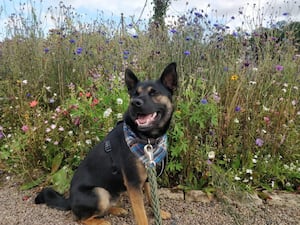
[0,0,299,40]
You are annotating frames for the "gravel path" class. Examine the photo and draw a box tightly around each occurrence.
[0,176,299,225]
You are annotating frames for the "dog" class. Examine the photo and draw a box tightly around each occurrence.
[35,62,178,225]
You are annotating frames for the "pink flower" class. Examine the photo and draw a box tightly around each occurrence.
[30,100,38,107]
[21,125,29,132]
[264,116,270,124]
[275,65,283,71]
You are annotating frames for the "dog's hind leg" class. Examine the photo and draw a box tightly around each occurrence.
[79,187,113,225]
[81,216,111,225]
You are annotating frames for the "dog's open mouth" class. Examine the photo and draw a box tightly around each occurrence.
[135,112,160,127]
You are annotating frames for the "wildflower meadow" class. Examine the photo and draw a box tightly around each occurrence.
[0,1,299,196]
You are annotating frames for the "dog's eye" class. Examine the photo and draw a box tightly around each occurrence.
[149,88,158,96]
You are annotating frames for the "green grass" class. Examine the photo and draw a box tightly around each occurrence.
[0,2,299,194]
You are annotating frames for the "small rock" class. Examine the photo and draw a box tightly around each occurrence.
[266,191,300,207]
[185,190,213,203]
[158,188,184,201]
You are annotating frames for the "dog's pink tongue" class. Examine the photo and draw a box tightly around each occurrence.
[136,112,157,126]
[137,114,152,124]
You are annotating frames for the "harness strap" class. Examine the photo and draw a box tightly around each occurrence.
[104,140,118,175]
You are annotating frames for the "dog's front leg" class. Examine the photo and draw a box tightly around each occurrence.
[126,184,148,225]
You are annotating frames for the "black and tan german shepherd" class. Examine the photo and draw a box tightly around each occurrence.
[35,62,178,225]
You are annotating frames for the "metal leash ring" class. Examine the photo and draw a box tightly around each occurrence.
[144,142,156,167]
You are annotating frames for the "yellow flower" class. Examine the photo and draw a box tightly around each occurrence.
[230,74,239,80]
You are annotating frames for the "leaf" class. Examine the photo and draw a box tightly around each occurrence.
[51,152,64,173]
[257,191,272,201]
[232,157,241,170]
[51,166,73,194]
[20,176,45,190]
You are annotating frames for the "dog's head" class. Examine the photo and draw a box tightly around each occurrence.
[124,62,178,138]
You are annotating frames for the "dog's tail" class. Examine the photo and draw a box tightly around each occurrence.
[35,187,71,211]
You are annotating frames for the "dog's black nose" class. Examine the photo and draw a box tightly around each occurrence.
[131,98,144,107]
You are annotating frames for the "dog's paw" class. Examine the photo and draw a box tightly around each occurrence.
[161,209,171,220]
[81,218,111,225]
[108,207,128,217]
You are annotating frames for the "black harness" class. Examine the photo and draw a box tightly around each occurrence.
[104,139,167,177]
[104,140,118,175]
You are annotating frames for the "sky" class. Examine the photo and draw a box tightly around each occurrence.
[0,0,299,39]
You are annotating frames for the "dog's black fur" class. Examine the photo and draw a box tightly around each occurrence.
[35,63,178,225]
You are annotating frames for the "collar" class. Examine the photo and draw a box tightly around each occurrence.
[123,122,167,168]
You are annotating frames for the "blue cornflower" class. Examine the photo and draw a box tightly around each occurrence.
[69,39,76,44]
[170,28,177,34]
[232,32,238,37]
[194,12,203,18]
[235,106,241,112]
[184,50,190,55]
[201,99,208,104]
[76,47,83,54]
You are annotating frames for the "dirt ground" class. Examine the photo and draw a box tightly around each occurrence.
[0,175,299,225]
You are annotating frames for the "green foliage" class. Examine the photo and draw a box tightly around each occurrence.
[0,2,299,193]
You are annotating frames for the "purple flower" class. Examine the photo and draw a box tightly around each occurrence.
[275,65,284,71]
[44,48,49,53]
[244,61,250,67]
[123,50,130,55]
[185,36,192,41]
[184,50,190,55]
[206,159,213,165]
[132,34,138,39]
[73,117,80,126]
[69,39,76,44]
[0,127,4,139]
[255,138,264,147]
[170,28,177,34]
[282,12,289,16]
[232,32,238,37]
[76,47,83,54]
[194,12,203,18]
[201,99,208,104]
[0,131,4,139]
[235,106,241,112]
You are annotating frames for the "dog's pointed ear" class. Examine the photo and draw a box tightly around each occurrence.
[125,68,139,92]
[160,62,178,94]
